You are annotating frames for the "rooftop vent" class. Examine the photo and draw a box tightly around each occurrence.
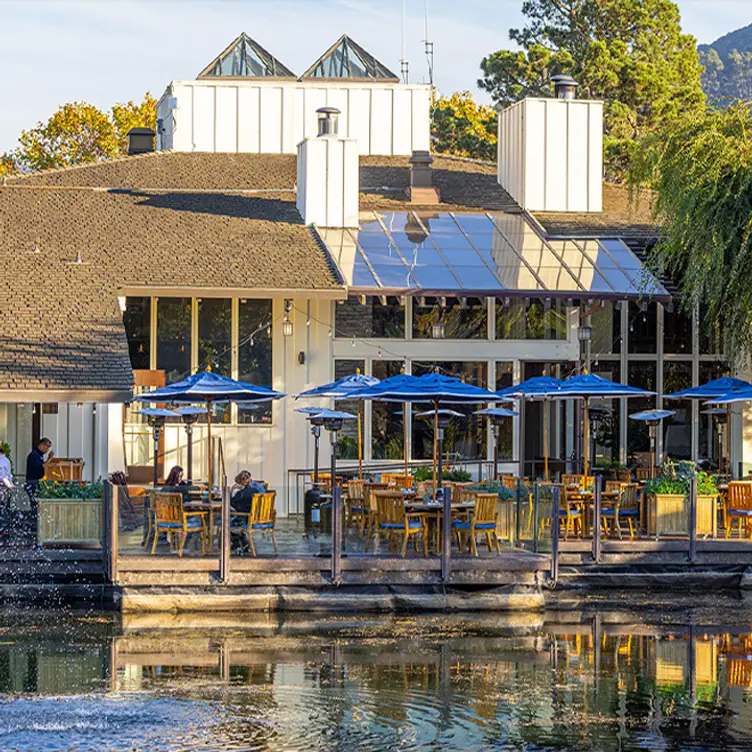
[127,127,156,156]
[407,150,439,204]
[550,74,578,100]
[317,107,340,137]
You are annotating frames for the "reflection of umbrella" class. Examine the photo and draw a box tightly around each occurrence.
[137,371,285,498]
[134,408,177,487]
[475,407,518,481]
[297,372,379,478]
[629,409,676,479]
[554,374,654,475]
[667,377,751,476]
[352,373,504,493]
[498,376,561,480]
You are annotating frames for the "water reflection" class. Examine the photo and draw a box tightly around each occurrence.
[2,600,752,750]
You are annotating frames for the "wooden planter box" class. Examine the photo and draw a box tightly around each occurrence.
[647,493,717,538]
[37,499,102,546]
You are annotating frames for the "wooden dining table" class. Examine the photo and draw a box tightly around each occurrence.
[185,497,223,551]
[405,500,475,553]
[565,487,621,537]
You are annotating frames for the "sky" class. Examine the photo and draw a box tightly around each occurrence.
[0,0,749,153]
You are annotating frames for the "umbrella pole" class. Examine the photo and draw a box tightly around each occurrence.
[357,402,363,479]
[403,401,409,480]
[583,399,590,476]
[433,400,439,497]
[726,405,731,478]
[518,396,525,481]
[544,399,549,481]
[206,398,213,501]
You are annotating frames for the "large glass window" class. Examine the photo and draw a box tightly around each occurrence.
[335,297,405,338]
[412,361,488,461]
[495,298,567,340]
[663,306,693,355]
[123,297,150,370]
[628,302,657,354]
[494,362,514,460]
[333,359,364,460]
[663,361,693,460]
[413,297,487,339]
[627,362,657,460]
[699,307,724,355]
[591,361,621,466]
[699,361,730,461]
[590,301,620,356]
[238,300,273,424]
[156,298,191,383]
[198,299,232,424]
[371,361,405,460]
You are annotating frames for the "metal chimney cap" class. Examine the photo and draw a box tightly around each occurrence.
[316,107,340,137]
[316,106,341,115]
[409,150,433,166]
[550,74,578,100]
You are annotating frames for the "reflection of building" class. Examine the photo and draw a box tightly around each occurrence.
[0,31,738,512]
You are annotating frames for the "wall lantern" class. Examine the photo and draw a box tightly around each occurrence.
[577,324,592,342]
[431,321,446,339]
[282,299,293,337]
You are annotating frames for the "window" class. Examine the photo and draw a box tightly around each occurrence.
[590,301,620,355]
[663,306,693,355]
[627,362,657,458]
[413,297,487,339]
[628,302,657,354]
[663,361,692,460]
[124,297,150,370]
[41,404,58,415]
[198,299,232,424]
[238,300,273,424]
[494,362,514,460]
[333,359,364,460]
[156,298,191,383]
[335,297,405,338]
[495,298,567,340]
[371,361,405,460]
[699,361,730,460]
[591,361,621,466]
[412,361,488,460]
[699,307,724,355]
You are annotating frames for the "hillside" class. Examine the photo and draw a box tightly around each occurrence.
[699,23,752,104]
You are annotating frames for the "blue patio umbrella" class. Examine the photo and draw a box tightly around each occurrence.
[666,376,751,475]
[497,376,562,480]
[133,408,177,487]
[629,409,676,479]
[352,372,504,491]
[475,407,519,482]
[137,371,285,496]
[297,371,379,478]
[554,373,655,475]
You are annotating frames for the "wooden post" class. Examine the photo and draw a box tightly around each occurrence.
[533,482,540,553]
[102,481,118,584]
[551,485,560,585]
[440,484,452,582]
[101,480,110,580]
[331,486,342,584]
[688,476,697,563]
[515,477,522,547]
[220,480,231,582]
[592,474,602,564]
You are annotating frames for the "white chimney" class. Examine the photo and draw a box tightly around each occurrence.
[497,77,603,213]
[296,107,359,228]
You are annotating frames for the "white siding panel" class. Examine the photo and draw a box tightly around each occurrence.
[172,84,193,152]
[544,101,567,210]
[588,103,603,212]
[347,88,370,153]
[292,87,306,146]
[259,87,283,153]
[326,140,344,227]
[303,88,327,140]
[566,102,589,211]
[237,87,260,153]
[214,86,237,152]
[410,87,431,152]
[392,88,412,154]
[281,85,296,154]
[191,86,215,152]
[370,88,392,154]
[326,88,349,138]
[525,100,547,210]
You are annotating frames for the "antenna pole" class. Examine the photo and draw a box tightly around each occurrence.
[401,0,409,83]
[423,0,434,96]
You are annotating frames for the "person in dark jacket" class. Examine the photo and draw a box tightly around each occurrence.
[160,465,191,503]
[231,470,266,514]
[25,439,53,494]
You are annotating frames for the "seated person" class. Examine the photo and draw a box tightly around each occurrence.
[231,470,266,514]
[160,465,191,503]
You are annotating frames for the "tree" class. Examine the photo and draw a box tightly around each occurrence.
[478,0,706,178]
[431,92,497,161]
[628,104,752,355]
[7,93,156,173]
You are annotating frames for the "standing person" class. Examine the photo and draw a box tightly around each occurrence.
[0,444,12,488]
[25,438,53,494]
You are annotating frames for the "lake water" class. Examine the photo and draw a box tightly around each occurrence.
[3,593,752,751]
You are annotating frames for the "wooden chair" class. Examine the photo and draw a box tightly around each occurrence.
[452,492,500,556]
[605,480,625,494]
[362,482,389,541]
[615,469,632,483]
[550,483,582,540]
[562,474,595,489]
[231,491,278,556]
[500,475,517,490]
[635,467,652,482]
[151,492,207,556]
[725,482,752,539]
[142,491,158,549]
[372,490,428,557]
[346,480,365,529]
[602,483,639,539]
[389,474,414,489]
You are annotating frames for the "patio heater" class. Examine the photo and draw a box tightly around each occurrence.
[134,408,176,487]
[629,409,676,480]
[587,405,611,474]
[701,408,727,473]
[173,406,206,483]
[475,407,518,481]
[322,409,356,553]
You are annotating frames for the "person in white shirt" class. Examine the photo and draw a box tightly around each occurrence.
[0,444,12,488]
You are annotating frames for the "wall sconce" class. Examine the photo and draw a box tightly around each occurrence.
[282,299,293,337]
[431,321,445,339]
[298,351,306,365]
[577,324,592,342]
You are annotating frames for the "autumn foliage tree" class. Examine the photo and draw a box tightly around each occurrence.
[478,0,706,178]
[1,93,157,174]
[430,92,497,161]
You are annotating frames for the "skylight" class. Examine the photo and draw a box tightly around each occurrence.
[197,33,296,79]
[301,35,399,81]
[320,212,669,301]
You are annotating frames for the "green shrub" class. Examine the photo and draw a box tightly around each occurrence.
[36,481,103,500]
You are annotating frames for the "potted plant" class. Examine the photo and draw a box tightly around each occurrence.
[36,481,103,546]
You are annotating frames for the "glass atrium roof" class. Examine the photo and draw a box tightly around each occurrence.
[320,212,669,301]
[198,33,296,79]
[301,35,399,81]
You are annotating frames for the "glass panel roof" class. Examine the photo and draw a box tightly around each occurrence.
[320,212,670,300]
[302,35,399,80]
[198,33,296,79]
